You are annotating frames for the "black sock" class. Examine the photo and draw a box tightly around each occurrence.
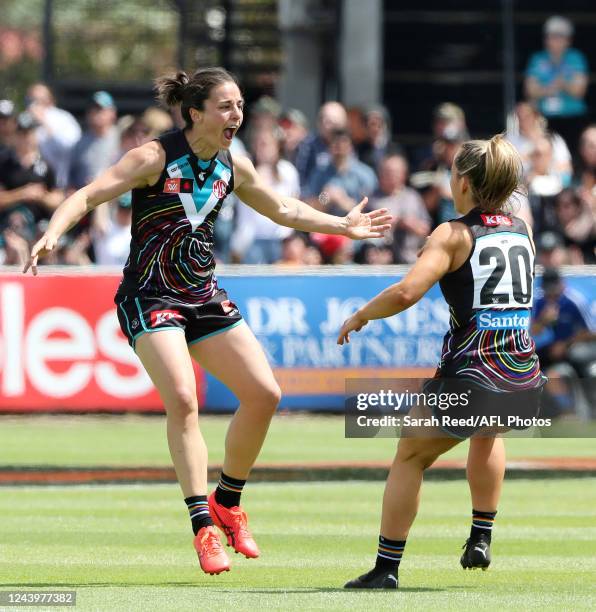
[470,509,496,542]
[374,535,406,574]
[214,472,246,508]
[185,495,213,535]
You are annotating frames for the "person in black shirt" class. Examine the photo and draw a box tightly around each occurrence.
[0,112,63,242]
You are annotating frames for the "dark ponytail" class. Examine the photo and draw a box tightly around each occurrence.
[154,67,240,128]
[155,71,190,107]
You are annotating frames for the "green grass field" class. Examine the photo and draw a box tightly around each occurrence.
[1,414,595,611]
[1,480,595,611]
[1,414,595,466]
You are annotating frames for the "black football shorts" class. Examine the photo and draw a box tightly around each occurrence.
[115,288,243,350]
[423,377,543,439]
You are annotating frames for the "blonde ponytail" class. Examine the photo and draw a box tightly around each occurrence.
[454,133,524,213]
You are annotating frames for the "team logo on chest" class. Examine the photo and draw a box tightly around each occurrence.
[164,178,194,194]
[212,179,228,199]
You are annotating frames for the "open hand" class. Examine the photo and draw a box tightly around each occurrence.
[23,233,58,275]
[343,198,392,240]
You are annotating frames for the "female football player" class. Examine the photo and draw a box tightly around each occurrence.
[339,134,545,589]
[24,67,391,575]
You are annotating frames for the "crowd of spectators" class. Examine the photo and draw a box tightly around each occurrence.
[0,15,593,268]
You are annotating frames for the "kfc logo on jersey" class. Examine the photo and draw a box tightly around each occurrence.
[480,214,512,227]
[212,179,228,199]
[164,178,194,194]
[150,309,184,327]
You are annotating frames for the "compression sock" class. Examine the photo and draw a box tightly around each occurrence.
[470,509,497,542]
[214,472,246,508]
[374,535,406,574]
[185,495,213,535]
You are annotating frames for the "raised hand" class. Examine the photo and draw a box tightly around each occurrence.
[344,197,392,240]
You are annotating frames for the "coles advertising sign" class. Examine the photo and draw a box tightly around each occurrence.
[1,269,594,412]
[0,273,180,411]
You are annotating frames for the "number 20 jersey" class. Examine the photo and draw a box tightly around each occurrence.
[437,208,544,392]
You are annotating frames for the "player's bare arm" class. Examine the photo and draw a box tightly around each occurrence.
[337,222,469,344]
[23,141,164,275]
[232,154,392,239]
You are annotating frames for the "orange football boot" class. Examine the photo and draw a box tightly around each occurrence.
[193,525,231,575]
[208,492,260,558]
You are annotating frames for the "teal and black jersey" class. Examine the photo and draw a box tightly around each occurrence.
[116,128,234,303]
[437,208,543,392]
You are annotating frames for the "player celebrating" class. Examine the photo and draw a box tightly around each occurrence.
[24,67,391,576]
[338,134,545,589]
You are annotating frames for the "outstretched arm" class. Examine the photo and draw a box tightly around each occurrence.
[23,142,164,274]
[337,222,465,344]
[233,155,391,239]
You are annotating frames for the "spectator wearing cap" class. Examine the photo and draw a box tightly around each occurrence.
[279,108,309,165]
[536,231,570,267]
[91,192,133,266]
[413,102,468,171]
[525,16,588,154]
[507,101,572,185]
[25,82,82,189]
[369,154,430,263]
[533,268,595,368]
[0,111,63,242]
[302,128,377,217]
[531,268,596,418]
[357,104,403,172]
[231,128,299,264]
[68,91,120,190]
[294,101,348,188]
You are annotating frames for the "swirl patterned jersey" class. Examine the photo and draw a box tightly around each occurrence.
[116,128,234,304]
[437,208,545,392]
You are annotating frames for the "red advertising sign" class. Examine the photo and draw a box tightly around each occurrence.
[0,273,204,412]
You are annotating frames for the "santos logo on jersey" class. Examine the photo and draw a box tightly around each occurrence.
[480,214,512,226]
[476,309,530,330]
[150,309,184,327]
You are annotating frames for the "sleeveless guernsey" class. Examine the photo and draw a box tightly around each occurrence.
[437,208,544,392]
[116,128,234,303]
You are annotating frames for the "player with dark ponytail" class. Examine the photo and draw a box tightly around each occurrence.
[25,67,391,576]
